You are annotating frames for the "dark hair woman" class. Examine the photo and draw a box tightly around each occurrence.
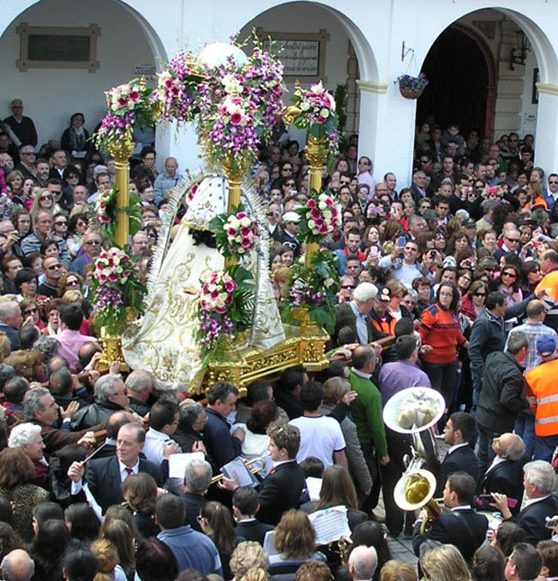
[28,518,69,581]
[418,282,467,412]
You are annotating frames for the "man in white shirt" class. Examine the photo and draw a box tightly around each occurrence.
[143,399,181,465]
[289,381,347,469]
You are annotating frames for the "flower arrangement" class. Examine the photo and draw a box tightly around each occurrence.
[397,73,429,99]
[296,189,342,243]
[157,51,202,122]
[195,266,255,363]
[157,41,285,175]
[95,184,142,246]
[91,248,146,335]
[286,81,339,156]
[283,249,339,333]
[209,205,260,265]
[94,79,160,152]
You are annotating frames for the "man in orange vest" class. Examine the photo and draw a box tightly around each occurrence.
[525,335,558,462]
[536,250,558,332]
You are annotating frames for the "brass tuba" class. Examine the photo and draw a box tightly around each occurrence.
[383,387,446,533]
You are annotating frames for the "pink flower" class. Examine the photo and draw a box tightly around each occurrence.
[241,238,252,249]
[307,199,317,208]
[224,280,236,293]
[230,112,243,125]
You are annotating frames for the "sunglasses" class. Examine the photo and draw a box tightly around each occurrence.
[47,264,61,270]
[40,195,53,200]
[85,240,101,246]
[473,292,486,297]
[502,272,517,278]
[54,221,67,226]
[24,308,38,315]
[341,285,355,290]
[66,279,79,286]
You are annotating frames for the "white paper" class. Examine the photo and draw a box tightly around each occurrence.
[222,457,259,487]
[306,477,322,501]
[168,452,204,479]
[308,505,351,545]
[83,483,104,522]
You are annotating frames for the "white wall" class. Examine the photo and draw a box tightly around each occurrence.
[0,0,156,148]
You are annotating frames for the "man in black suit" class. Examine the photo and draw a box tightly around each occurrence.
[223,425,305,526]
[436,412,478,496]
[232,486,273,545]
[180,458,211,531]
[68,423,163,514]
[491,460,558,545]
[413,472,488,563]
[477,433,525,514]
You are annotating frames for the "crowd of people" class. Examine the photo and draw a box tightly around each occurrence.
[0,97,557,580]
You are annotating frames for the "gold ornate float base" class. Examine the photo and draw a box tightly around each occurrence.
[98,335,130,373]
[206,318,330,397]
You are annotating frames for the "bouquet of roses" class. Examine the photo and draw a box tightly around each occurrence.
[94,79,159,152]
[157,51,202,122]
[286,81,339,155]
[195,267,255,362]
[91,248,146,335]
[296,189,342,243]
[210,206,260,264]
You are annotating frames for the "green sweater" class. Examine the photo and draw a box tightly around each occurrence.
[349,369,388,457]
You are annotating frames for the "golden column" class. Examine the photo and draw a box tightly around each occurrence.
[107,136,134,249]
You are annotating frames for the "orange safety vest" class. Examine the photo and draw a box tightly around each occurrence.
[525,359,558,436]
[536,270,558,303]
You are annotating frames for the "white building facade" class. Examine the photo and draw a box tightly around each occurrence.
[2,0,558,185]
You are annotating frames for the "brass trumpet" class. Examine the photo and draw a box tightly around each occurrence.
[210,454,270,485]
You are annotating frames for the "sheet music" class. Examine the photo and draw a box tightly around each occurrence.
[308,505,351,545]
[83,483,104,522]
[168,452,204,478]
[222,457,259,487]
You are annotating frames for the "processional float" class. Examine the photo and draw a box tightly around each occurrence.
[91,40,342,394]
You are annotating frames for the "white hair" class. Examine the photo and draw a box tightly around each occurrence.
[8,422,42,448]
[353,282,378,303]
[348,545,378,580]
[524,460,556,495]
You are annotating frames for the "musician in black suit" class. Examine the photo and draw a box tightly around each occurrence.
[477,433,525,514]
[413,472,488,563]
[222,425,306,526]
[68,423,163,514]
[232,486,273,545]
[436,412,478,496]
[491,460,558,545]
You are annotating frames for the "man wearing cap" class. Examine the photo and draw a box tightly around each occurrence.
[525,335,558,462]
[278,211,301,257]
[369,287,397,336]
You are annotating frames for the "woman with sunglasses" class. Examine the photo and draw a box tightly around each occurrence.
[20,298,45,330]
[495,264,523,309]
[57,272,84,298]
[30,189,54,219]
[52,212,69,241]
[66,213,89,258]
[461,280,488,322]
[520,261,543,296]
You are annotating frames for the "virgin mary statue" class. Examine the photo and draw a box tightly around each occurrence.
[122,173,285,388]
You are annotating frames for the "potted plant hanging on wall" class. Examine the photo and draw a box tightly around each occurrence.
[397,73,429,99]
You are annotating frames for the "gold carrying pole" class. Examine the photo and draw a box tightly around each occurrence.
[304,133,327,268]
[222,156,245,270]
[107,137,134,249]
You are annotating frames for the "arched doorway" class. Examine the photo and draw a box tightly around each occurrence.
[417,25,495,139]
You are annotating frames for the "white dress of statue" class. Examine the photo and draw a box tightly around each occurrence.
[122,174,285,388]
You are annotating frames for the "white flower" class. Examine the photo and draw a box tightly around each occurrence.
[308,219,316,229]
[318,201,327,210]
[323,210,332,220]
[228,217,240,230]
[320,108,330,118]
[300,101,310,112]
[222,74,242,95]
[240,216,251,227]
[310,81,325,95]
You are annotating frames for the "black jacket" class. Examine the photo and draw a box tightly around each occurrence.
[436,445,478,497]
[70,400,127,431]
[513,495,558,545]
[413,507,488,563]
[257,461,306,525]
[478,459,524,514]
[476,351,529,434]
[234,519,274,545]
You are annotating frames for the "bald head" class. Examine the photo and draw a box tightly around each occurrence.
[1,549,35,581]
[348,545,378,580]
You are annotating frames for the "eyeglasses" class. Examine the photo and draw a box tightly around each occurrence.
[473,292,486,297]
[85,240,101,246]
[40,195,53,200]
[66,279,79,286]
[47,264,61,270]
[502,272,517,278]
[54,221,67,226]
[341,285,355,290]
[23,308,38,315]
[505,237,520,243]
